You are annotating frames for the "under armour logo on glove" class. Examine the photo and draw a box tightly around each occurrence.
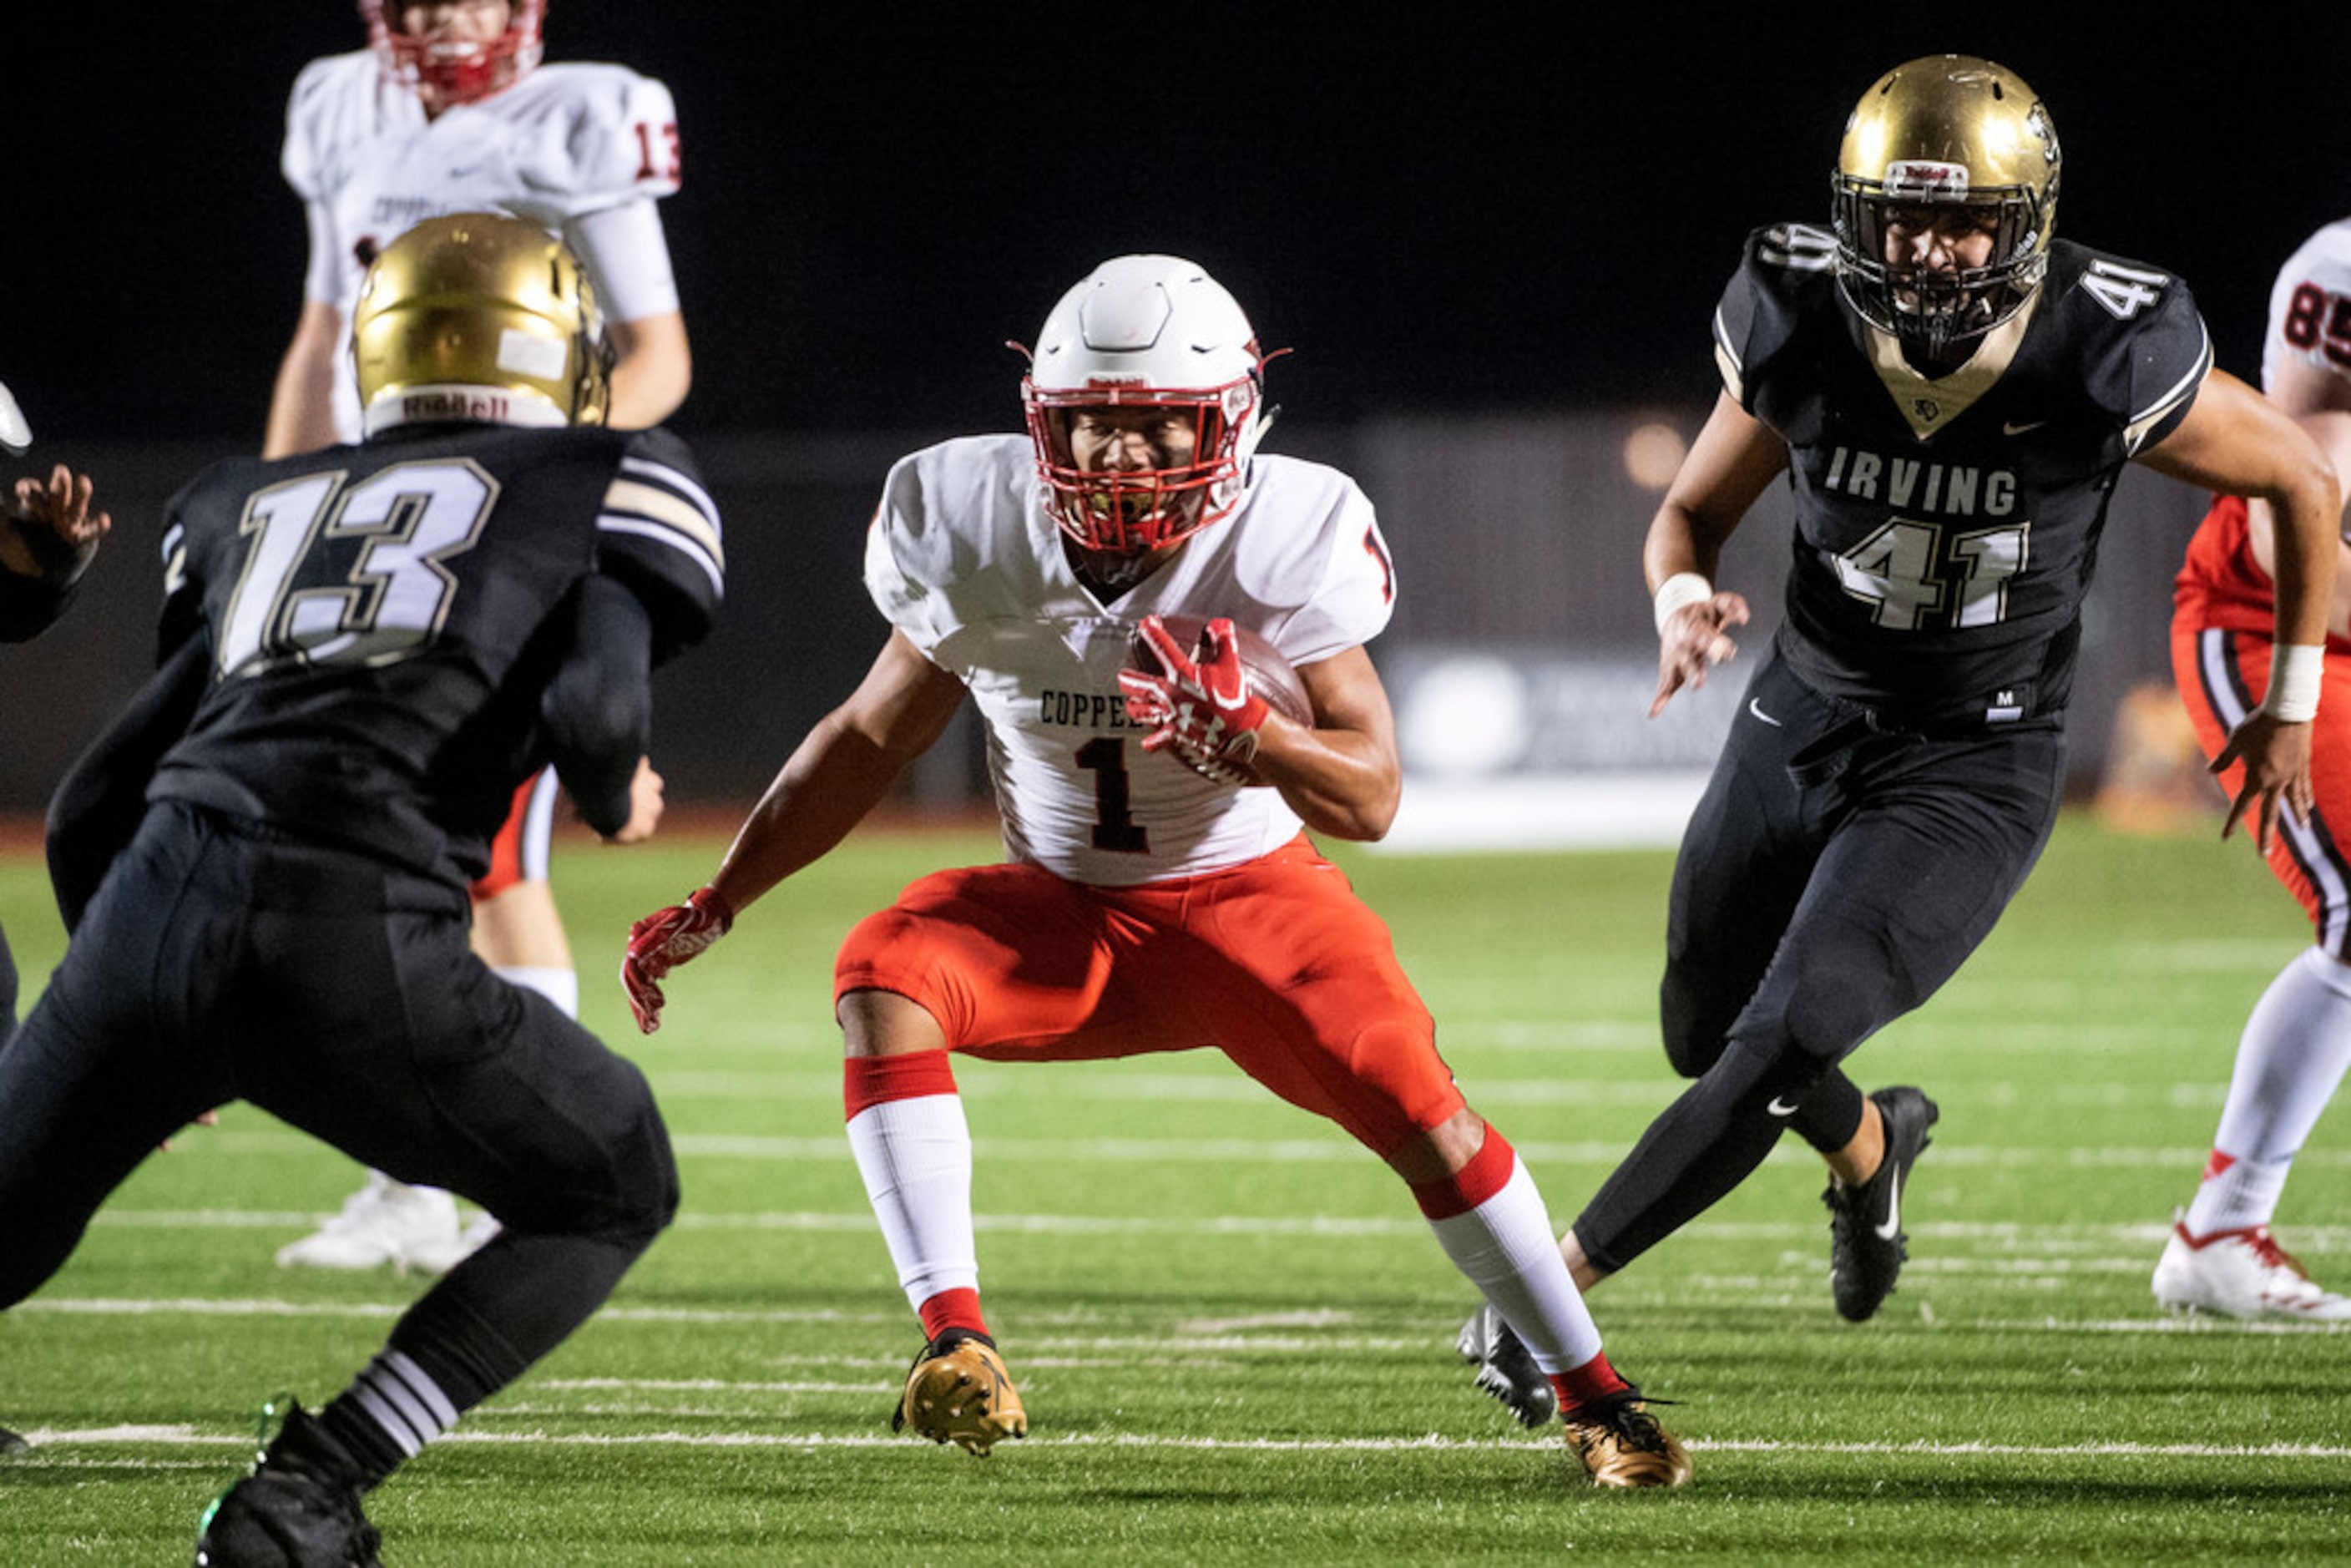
[1119,614,1272,786]
[622,885,735,1034]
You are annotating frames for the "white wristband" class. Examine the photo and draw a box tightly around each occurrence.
[1653,572,1714,633]
[2263,643,2324,722]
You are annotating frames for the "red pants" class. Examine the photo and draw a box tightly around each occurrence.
[2174,625,2351,953]
[470,766,560,902]
[834,837,1465,1160]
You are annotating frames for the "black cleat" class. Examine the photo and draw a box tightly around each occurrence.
[0,1425,27,1457]
[1825,1085,1939,1322]
[195,1402,382,1567]
[1454,1303,1556,1427]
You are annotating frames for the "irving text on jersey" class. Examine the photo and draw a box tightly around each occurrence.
[1819,447,2020,517]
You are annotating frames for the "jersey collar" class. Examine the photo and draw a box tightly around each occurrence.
[1861,289,2042,441]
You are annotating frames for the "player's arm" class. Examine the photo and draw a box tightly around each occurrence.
[262,298,346,459]
[1641,390,1782,716]
[1248,646,1402,841]
[605,310,692,429]
[2136,367,2342,845]
[47,626,212,933]
[567,202,691,428]
[708,630,967,910]
[622,630,967,1032]
[537,574,656,840]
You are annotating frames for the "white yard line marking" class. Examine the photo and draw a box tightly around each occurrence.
[14,1427,2351,1459]
[83,1210,2351,1247]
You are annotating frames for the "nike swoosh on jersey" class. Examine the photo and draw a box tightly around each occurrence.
[1749,698,1783,727]
[2002,420,2047,435]
[1766,1096,1801,1117]
[1874,1169,1904,1241]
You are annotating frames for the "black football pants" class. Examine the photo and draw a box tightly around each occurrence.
[1574,652,2064,1273]
[0,802,678,1409]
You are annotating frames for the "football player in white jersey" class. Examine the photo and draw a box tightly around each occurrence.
[266,0,689,1276]
[619,255,1691,1488]
[2161,218,2351,1322]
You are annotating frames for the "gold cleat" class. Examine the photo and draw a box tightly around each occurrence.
[1563,1395,1692,1489]
[891,1336,1028,1457]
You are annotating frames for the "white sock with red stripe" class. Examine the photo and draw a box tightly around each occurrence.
[844,1054,986,1333]
[2187,946,2351,1235]
[1414,1126,1622,1409]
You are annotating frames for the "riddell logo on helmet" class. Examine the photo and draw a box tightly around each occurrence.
[405,390,510,421]
[1084,375,1150,388]
[1883,160,1970,198]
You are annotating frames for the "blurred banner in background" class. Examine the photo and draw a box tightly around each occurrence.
[3,411,2213,845]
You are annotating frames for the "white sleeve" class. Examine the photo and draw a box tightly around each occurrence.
[564,201,681,323]
[863,463,943,656]
[281,59,341,305]
[279,58,331,202]
[1276,479,1398,666]
[300,200,345,308]
[518,67,682,216]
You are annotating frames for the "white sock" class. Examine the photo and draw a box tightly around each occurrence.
[846,1095,979,1311]
[1424,1156,1602,1374]
[495,964,579,1019]
[2187,946,2351,1234]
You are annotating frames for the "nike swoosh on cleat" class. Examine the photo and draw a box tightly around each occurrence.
[1748,698,1782,727]
[1874,1169,1904,1241]
[1766,1096,1802,1117]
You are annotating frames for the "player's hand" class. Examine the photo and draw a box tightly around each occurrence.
[2211,709,2314,852]
[3,464,109,584]
[622,886,734,1034]
[1650,591,1752,717]
[1118,615,1270,783]
[604,757,665,846]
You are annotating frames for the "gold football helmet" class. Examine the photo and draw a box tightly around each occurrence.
[353,212,611,435]
[1832,55,2060,353]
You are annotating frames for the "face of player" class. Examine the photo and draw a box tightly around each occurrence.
[1055,405,1206,566]
[397,0,515,109]
[397,0,512,39]
[1879,204,1999,278]
[1064,407,1200,476]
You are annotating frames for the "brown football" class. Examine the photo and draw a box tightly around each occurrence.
[1127,614,1314,785]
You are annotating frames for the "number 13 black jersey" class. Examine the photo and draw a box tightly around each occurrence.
[147,422,724,883]
[1716,225,2212,726]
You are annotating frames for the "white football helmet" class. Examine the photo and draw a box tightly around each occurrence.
[361,0,545,108]
[1021,255,1272,554]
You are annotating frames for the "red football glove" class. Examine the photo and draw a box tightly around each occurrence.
[623,886,735,1034]
[1118,614,1272,785]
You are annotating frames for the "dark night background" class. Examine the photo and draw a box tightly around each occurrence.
[1,4,2347,815]
[10,6,2348,443]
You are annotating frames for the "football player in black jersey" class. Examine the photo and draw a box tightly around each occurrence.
[0,427,109,1048]
[1459,55,2342,1425]
[0,215,723,1561]
[0,392,108,1464]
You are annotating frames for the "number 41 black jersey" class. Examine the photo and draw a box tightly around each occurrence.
[1716,225,2212,727]
[146,422,724,883]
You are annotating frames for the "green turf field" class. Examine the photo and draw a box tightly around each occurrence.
[3,813,2347,1564]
